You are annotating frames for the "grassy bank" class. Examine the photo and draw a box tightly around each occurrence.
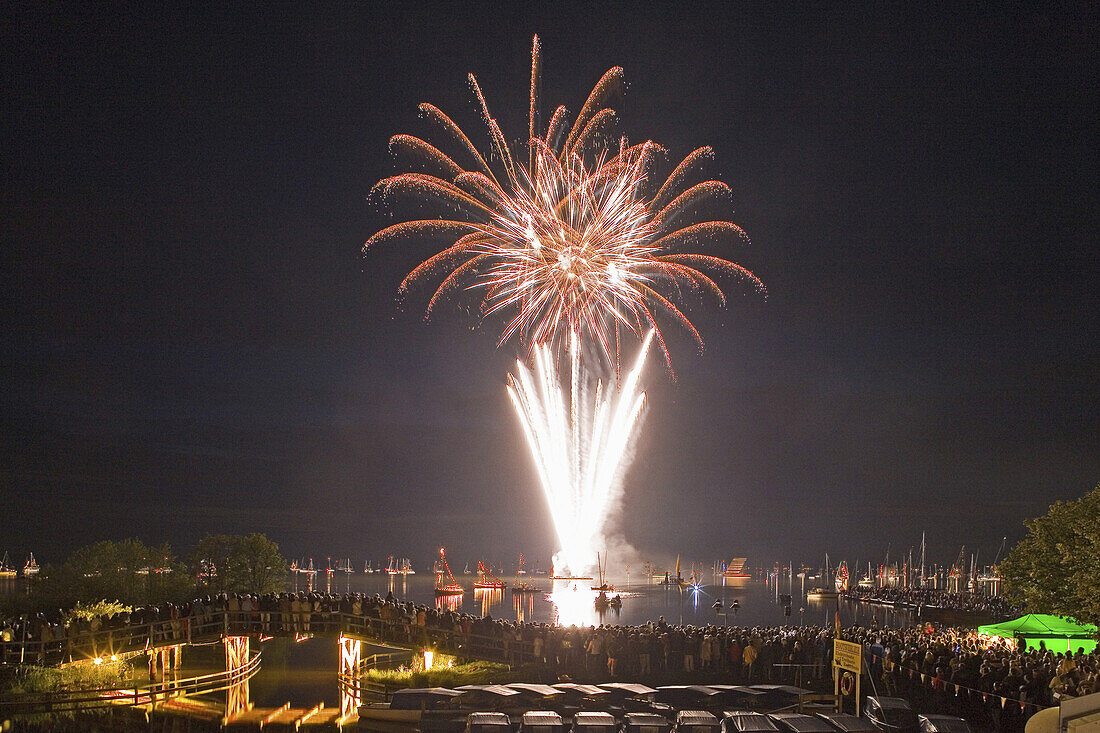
[366,659,517,689]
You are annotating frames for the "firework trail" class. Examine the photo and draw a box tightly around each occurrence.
[508,331,653,577]
[366,36,762,584]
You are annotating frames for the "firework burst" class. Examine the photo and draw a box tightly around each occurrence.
[365,35,764,371]
[366,37,763,587]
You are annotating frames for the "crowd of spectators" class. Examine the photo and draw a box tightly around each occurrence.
[848,624,1096,732]
[3,590,1096,733]
[843,587,1020,618]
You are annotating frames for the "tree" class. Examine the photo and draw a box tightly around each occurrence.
[30,538,193,609]
[191,533,288,596]
[1001,483,1100,634]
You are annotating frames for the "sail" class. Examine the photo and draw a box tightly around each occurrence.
[835,561,849,592]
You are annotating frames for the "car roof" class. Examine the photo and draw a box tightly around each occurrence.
[767,713,835,733]
[509,684,564,696]
[813,713,878,733]
[709,686,767,696]
[625,713,670,722]
[522,711,564,723]
[869,697,912,709]
[555,683,609,696]
[601,683,659,695]
[678,711,720,722]
[469,712,511,724]
[722,712,779,732]
[574,712,617,724]
[918,715,971,733]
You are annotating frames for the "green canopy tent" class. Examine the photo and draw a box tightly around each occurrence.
[978,614,1098,654]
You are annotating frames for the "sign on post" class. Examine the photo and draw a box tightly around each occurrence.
[833,639,864,716]
[833,639,863,673]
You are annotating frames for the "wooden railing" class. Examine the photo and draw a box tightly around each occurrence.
[1,610,539,669]
[0,649,262,714]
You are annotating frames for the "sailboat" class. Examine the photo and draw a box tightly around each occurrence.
[473,560,505,590]
[363,560,373,574]
[23,553,39,576]
[0,552,16,579]
[434,548,464,595]
[512,554,540,593]
[835,561,850,591]
[808,555,842,599]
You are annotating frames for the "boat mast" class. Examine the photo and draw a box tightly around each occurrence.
[920,532,926,588]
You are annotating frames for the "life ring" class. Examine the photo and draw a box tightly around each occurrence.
[840,671,855,696]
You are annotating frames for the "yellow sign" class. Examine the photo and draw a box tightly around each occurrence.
[834,639,863,673]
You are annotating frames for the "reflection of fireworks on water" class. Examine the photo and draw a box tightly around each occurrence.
[508,332,652,577]
[367,37,762,611]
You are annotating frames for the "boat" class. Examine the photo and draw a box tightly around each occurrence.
[434,548,464,596]
[722,557,751,587]
[835,560,850,592]
[511,554,540,594]
[473,560,506,590]
[385,556,415,575]
[808,557,845,600]
[23,553,39,576]
[0,552,17,579]
[590,552,620,594]
[364,560,374,574]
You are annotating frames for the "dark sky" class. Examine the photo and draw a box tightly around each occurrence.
[3,3,1098,571]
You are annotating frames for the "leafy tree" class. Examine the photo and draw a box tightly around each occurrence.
[191,533,287,595]
[30,538,193,609]
[1001,483,1100,634]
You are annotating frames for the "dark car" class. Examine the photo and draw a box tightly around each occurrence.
[656,686,723,710]
[862,697,919,733]
[468,712,514,733]
[721,711,780,733]
[707,686,767,711]
[676,710,721,733]
[599,684,674,717]
[814,712,879,733]
[767,713,836,733]
[918,715,972,733]
[621,712,673,733]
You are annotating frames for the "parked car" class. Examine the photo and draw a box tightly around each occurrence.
[813,712,878,733]
[522,710,566,733]
[657,686,723,710]
[767,712,836,733]
[676,710,721,733]
[861,697,919,733]
[573,711,617,733]
[468,712,513,733]
[721,711,780,733]
[622,712,673,733]
[918,715,972,733]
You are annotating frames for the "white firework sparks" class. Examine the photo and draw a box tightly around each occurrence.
[507,332,654,578]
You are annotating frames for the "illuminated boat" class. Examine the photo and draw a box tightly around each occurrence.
[835,561,850,592]
[435,548,464,595]
[23,553,39,576]
[721,557,751,586]
[0,552,17,579]
[511,555,541,593]
[473,561,505,590]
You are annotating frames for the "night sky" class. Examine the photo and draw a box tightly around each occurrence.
[3,4,1098,571]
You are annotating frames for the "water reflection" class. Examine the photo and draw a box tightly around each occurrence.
[512,591,535,622]
[436,593,463,612]
[550,582,598,626]
[474,587,504,617]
